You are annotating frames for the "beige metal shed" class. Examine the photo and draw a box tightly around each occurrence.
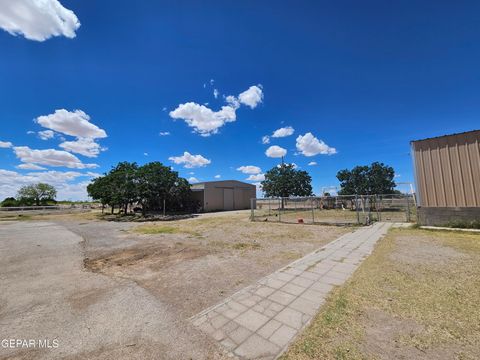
[191,180,256,212]
[411,130,480,225]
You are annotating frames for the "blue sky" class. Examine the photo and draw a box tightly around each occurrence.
[1,0,479,200]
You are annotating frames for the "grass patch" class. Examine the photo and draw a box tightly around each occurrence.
[134,225,201,237]
[0,214,33,221]
[281,228,480,360]
[232,242,261,250]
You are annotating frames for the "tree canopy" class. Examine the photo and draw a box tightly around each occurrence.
[16,183,57,206]
[87,161,196,214]
[336,162,396,195]
[261,163,313,198]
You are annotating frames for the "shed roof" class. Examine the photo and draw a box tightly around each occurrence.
[411,129,480,144]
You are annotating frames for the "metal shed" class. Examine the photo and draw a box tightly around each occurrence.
[411,130,480,225]
[190,180,256,212]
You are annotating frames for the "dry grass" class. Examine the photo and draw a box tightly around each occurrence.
[134,224,202,237]
[282,228,480,360]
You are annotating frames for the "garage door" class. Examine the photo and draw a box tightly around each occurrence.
[223,188,234,210]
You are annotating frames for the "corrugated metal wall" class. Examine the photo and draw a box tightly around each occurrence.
[411,130,480,207]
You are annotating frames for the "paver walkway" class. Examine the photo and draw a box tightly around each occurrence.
[191,222,395,359]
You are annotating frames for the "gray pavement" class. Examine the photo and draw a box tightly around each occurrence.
[0,221,225,360]
[191,222,394,359]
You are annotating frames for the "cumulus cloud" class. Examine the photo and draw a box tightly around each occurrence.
[16,163,47,170]
[188,177,199,183]
[246,174,265,181]
[59,138,105,158]
[159,131,170,136]
[0,0,80,42]
[238,85,263,109]
[272,126,294,138]
[169,102,237,136]
[308,161,317,166]
[0,169,95,201]
[214,174,221,179]
[237,165,262,175]
[265,145,287,158]
[213,89,219,99]
[36,109,106,139]
[38,130,55,140]
[171,85,263,136]
[0,141,13,148]
[168,151,211,168]
[13,146,98,169]
[261,135,270,145]
[295,132,337,156]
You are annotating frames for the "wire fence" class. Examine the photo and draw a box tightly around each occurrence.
[250,194,416,225]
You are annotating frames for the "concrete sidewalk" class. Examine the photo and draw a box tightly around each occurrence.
[191,222,394,359]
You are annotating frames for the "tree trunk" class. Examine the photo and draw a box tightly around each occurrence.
[111,204,114,214]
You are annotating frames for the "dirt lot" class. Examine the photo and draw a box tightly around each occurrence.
[0,210,348,359]
[282,227,480,360]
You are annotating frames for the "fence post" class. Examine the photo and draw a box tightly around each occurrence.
[406,195,411,222]
[311,197,315,224]
[355,195,360,224]
[376,195,381,222]
[278,198,281,222]
[250,198,254,221]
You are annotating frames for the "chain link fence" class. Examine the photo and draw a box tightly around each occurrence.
[251,194,416,225]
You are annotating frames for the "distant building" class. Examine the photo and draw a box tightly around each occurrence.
[411,130,480,226]
[191,180,256,212]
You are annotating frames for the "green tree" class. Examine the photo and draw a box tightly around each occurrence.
[87,175,115,213]
[87,161,196,215]
[16,183,57,206]
[109,162,139,214]
[261,164,313,198]
[337,162,396,195]
[1,197,18,207]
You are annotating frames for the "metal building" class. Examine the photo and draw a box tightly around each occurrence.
[411,130,480,225]
[191,180,256,212]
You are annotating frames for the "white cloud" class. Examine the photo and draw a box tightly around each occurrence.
[169,102,237,136]
[308,161,317,166]
[188,177,199,183]
[38,130,55,140]
[0,169,94,201]
[143,152,148,156]
[246,174,265,181]
[36,109,106,139]
[295,133,337,156]
[0,141,12,148]
[265,145,287,158]
[261,135,270,144]
[213,89,219,99]
[59,138,104,158]
[168,151,211,168]
[225,95,240,109]
[171,85,262,136]
[159,131,170,136]
[237,165,262,175]
[238,85,263,109]
[0,0,80,42]
[16,163,47,170]
[214,174,221,179]
[272,126,294,138]
[13,146,98,169]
